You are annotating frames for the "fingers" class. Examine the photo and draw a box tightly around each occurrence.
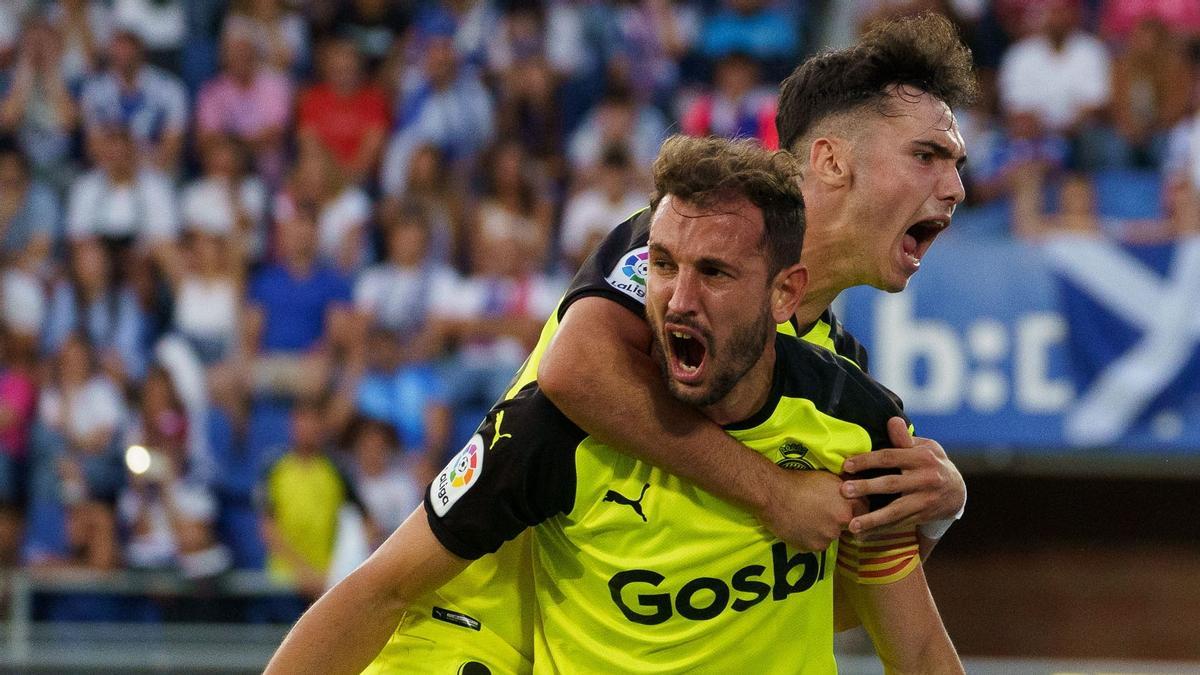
[886,416,914,449]
[842,441,938,474]
[848,497,921,535]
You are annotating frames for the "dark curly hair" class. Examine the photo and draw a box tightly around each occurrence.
[650,135,804,278]
[776,12,978,152]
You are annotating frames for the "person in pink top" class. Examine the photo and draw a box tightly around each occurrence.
[195,16,293,186]
[0,331,40,566]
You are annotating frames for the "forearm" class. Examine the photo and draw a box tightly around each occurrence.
[266,506,469,674]
[538,298,776,516]
[843,565,961,674]
[265,564,408,675]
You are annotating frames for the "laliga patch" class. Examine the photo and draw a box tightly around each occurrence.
[605,247,648,304]
[431,434,485,517]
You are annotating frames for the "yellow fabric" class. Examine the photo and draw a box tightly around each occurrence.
[265,454,344,580]
[528,394,889,673]
[365,306,900,673]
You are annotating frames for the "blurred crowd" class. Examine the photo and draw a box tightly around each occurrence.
[0,0,1197,621]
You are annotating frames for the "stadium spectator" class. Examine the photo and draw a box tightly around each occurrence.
[236,204,353,402]
[0,18,80,188]
[998,0,1119,170]
[66,126,179,254]
[385,143,468,267]
[340,327,451,488]
[43,240,150,385]
[297,35,389,185]
[0,330,38,566]
[275,145,371,274]
[1109,18,1191,168]
[353,202,459,340]
[1014,168,1196,241]
[112,0,187,72]
[179,133,268,263]
[597,0,698,107]
[79,29,188,171]
[159,223,244,369]
[25,333,125,570]
[46,0,115,84]
[0,142,59,271]
[346,417,417,536]
[195,16,293,187]
[567,84,668,181]
[330,0,411,76]
[380,26,494,196]
[484,0,586,81]
[117,367,229,576]
[472,139,555,266]
[967,110,1070,204]
[559,143,647,270]
[697,0,801,78]
[1100,0,1200,42]
[227,0,310,76]
[680,52,779,149]
[433,218,563,410]
[495,55,564,181]
[258,399,359,600]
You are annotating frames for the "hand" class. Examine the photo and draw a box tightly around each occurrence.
[839,417,965,535]
[758,470,867,552]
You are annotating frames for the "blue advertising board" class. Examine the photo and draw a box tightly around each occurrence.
[835,235,1200,454]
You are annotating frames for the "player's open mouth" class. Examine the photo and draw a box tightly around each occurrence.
[666,326,708,384]
[901,218,949,270]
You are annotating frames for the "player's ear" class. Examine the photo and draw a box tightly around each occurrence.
[809,137,851,189]
[770,263,807,324]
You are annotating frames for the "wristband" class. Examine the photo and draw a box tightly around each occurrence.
[918,494,967,541]
[917,517,955,541]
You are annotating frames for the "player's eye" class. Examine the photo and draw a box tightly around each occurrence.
[915,152,934,164]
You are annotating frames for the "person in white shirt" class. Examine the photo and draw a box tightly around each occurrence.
[998,0,1121,170]
[559,143,647,270]
[66,126,179,250]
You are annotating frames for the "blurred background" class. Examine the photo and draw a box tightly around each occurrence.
[0,0,1196,672]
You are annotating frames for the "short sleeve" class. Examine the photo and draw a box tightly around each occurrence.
[557,208,652,320]
[423,386,584,560]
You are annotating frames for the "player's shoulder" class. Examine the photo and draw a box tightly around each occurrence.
[558,207,653,320]
[775,334,906,431]
[821,307,872,373]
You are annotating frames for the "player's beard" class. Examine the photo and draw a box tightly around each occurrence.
[651,303,773,409]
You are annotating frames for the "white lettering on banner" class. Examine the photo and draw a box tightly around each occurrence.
[1041,235,1200,446]
[873,293,1074,415]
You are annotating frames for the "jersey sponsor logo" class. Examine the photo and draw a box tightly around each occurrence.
[431,434,485,516]
[432,606,482,631]
[776,441,815,470]
[602,483,650,522]
[607,542,825,625]
[605,247,649,304]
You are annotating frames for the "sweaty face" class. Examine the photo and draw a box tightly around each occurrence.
[646,196,774,409]
[844,88,966,292]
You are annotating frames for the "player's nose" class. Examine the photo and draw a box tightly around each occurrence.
[667,269,702,316]
[938,165,966,205]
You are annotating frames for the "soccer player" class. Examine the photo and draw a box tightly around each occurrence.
[537,12,975,553]
[266,136,961,674]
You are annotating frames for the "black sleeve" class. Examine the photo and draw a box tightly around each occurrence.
[424,385,588,560]
[557,208,652,321]
[832,367,910,511]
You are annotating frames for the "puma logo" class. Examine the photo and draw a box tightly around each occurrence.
[603,483,650,522]
[491,410,513,448]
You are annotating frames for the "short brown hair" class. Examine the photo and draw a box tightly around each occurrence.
[776,12,977,152]
[650,135,804,278]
